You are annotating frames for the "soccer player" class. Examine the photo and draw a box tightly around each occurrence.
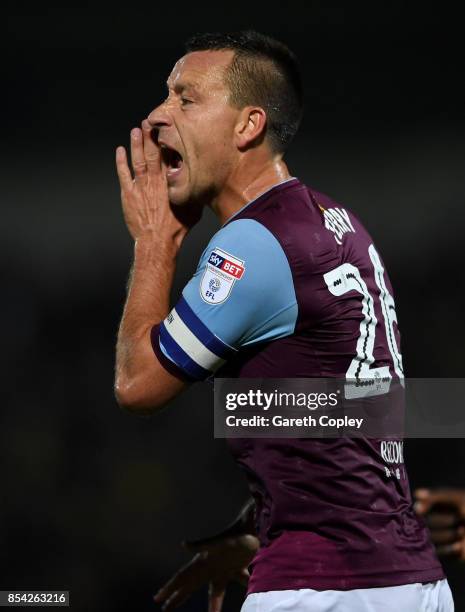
[114,31,454,611]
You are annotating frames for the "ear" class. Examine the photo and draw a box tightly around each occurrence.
[234,106,267,150]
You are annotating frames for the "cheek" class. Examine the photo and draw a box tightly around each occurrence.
[196,107,235,152]
[185,110,236,179]
[198,138,231,180]
[204,128,234,164]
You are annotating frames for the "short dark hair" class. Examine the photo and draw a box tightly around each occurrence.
[185,30,303,154]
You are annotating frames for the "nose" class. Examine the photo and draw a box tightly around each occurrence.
[147,99,173,131]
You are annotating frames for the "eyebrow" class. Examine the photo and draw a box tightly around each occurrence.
[166,80,200,93]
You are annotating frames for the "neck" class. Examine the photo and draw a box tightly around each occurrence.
[209,156,292,225]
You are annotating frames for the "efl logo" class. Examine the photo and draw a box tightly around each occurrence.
[201,247,245,304]
[208,249,245,279]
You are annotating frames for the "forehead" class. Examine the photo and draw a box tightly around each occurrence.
[167,50,234,92]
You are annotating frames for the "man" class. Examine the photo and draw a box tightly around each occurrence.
[114,31,453,611]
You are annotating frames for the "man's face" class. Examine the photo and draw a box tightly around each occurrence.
[147,50,240,206]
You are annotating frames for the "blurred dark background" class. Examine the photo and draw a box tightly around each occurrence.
[2,2,465,610]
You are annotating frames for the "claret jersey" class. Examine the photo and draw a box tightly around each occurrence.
[151,178,444,592]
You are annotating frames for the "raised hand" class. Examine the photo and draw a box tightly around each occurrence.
[115,120,200,246]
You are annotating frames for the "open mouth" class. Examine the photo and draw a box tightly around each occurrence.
[160,144,184,177]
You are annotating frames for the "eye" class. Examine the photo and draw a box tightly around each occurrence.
[180,97,193,106]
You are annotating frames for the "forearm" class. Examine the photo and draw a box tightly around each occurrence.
[115,233,181,391]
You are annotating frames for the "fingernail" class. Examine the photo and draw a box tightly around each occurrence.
[142,119,151,130]
[131,128,141,139]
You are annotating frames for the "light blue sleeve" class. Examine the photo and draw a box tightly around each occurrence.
[155,219,298,380]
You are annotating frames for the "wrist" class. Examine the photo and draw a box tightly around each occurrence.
[130,232,178,309]
[134,230,183,262]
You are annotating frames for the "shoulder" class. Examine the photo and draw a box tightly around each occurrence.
[209,217,285,252]
[197,217,292,281]
[189,218,296,307]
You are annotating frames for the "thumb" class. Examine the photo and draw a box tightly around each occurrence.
[208,581,226,612]
[414,488,433,515]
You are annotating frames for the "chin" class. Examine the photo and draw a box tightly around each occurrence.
[167,185,191,207]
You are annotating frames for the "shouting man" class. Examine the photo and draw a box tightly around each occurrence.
[115,31,453,612]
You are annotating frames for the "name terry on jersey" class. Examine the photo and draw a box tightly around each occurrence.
[200,247,245,304]
[324,207,356,245]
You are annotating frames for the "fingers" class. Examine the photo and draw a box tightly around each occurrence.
[115,146,133,192]
[117,121,161,190]
[154,569,187,603]
[154,569,191,603]
[414,488,465,516]
[436,536,465,560]
[432,525,465,560]
[208,581,226,612]
[429,528,460,545]
[142,119,161,173]
[425,511,458,529]
[156,589,190,612]
[130,127,147,183]
[436,542,461,557]
[414,489,433,514]
[154,554,208,608]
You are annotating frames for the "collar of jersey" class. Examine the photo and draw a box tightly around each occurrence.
[221,176,300,227]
